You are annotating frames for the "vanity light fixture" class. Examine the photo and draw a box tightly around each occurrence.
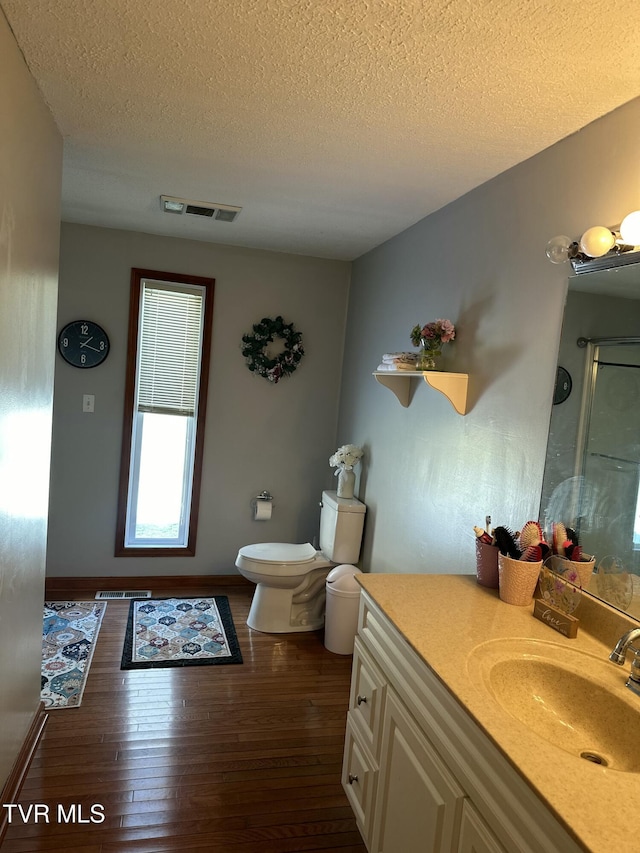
[620,210,640,245]
[546,209,640,274]
[579,226,616,258]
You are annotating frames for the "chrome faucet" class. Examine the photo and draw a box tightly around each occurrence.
[609,628,640,696]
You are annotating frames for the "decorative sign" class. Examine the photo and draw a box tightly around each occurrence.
[533,599,579,639]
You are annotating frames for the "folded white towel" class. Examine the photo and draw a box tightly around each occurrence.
[382,352,417,363]
[376,362,417,372]
[382,352,417,361]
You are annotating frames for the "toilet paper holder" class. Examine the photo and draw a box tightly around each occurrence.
[252,490,273,509]
[252,490,273,521]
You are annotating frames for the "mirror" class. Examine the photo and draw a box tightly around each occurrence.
[540,253,640,619]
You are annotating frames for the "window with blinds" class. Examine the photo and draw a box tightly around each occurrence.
[115,269,215,556]
[136,283,204,416]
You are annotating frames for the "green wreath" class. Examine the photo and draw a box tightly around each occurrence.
[241,316,304,384]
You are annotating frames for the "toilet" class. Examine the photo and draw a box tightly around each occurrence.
[235,490,366,633]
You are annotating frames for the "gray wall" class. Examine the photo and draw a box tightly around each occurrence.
[0,12,62,786]
[338,98,640,575]
[47,224,351,576]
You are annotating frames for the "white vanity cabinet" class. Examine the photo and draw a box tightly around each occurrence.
[342,592,585,853]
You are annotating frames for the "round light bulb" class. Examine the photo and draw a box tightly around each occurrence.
[620,210,640,246]
[545,235,573,264]
[579,226,615,258]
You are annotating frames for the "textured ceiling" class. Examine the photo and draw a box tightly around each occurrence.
[3,0,640,260]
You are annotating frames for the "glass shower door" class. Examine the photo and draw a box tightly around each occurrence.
[578,343,640,572]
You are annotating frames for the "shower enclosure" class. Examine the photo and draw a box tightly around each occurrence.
[573,337,640,574]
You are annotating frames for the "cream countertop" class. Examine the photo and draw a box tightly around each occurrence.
[357,573,640,853]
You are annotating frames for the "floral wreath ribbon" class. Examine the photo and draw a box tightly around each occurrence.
[241,316,304,384]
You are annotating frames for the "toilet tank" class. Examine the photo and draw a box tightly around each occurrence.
[319,490,366,564]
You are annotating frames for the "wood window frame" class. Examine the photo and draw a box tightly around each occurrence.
[115,268,215,557]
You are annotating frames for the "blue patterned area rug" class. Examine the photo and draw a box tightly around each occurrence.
[41,601,106,709]
[121,596,243,670]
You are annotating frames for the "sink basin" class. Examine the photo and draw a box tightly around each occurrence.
[468,638,640,772]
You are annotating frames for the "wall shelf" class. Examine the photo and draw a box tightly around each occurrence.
[373,370,468,414]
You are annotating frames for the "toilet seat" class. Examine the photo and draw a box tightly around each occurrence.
[238,542,317,565]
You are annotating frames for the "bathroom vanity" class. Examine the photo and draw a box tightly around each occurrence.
[342,574,640,853]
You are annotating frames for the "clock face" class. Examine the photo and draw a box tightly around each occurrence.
[58,320,110,369]
[553,366,572,405]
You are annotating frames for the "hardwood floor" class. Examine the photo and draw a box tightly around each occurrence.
[2,581,366,853]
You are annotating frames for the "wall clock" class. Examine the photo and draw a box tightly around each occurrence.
[553,366,572,405]
[57,320,110,368]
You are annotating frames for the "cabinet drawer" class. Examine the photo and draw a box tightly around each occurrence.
[342,717,378,842]
[349,637,386,751]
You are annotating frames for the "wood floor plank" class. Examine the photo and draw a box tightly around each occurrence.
[2,583,366,852]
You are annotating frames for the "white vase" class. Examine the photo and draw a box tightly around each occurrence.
[337,468,356,499]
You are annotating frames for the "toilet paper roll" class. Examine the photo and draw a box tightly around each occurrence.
[254,500,272,521]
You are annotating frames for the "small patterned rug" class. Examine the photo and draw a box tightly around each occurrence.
[41,601,106,709]
[121,596,243,670]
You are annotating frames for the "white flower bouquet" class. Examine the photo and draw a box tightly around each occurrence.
[329,444,364,472]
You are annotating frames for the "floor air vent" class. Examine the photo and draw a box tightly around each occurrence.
[95,590,152,600]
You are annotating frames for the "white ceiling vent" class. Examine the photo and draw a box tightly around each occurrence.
[160,195,241,223]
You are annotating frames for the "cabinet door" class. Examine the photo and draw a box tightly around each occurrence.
[350,638,386,753]
[342,717,378,844]
[372,690,465,853]
[457,801,507,853]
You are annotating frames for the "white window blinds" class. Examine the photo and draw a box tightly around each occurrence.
[136,281,205,416]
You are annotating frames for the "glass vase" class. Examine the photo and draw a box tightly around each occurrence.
[417,350,436,370]
[417,341,440,371]
[337,468,356,499]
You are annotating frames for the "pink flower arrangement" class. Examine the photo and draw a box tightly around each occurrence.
[410,319,456,351]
